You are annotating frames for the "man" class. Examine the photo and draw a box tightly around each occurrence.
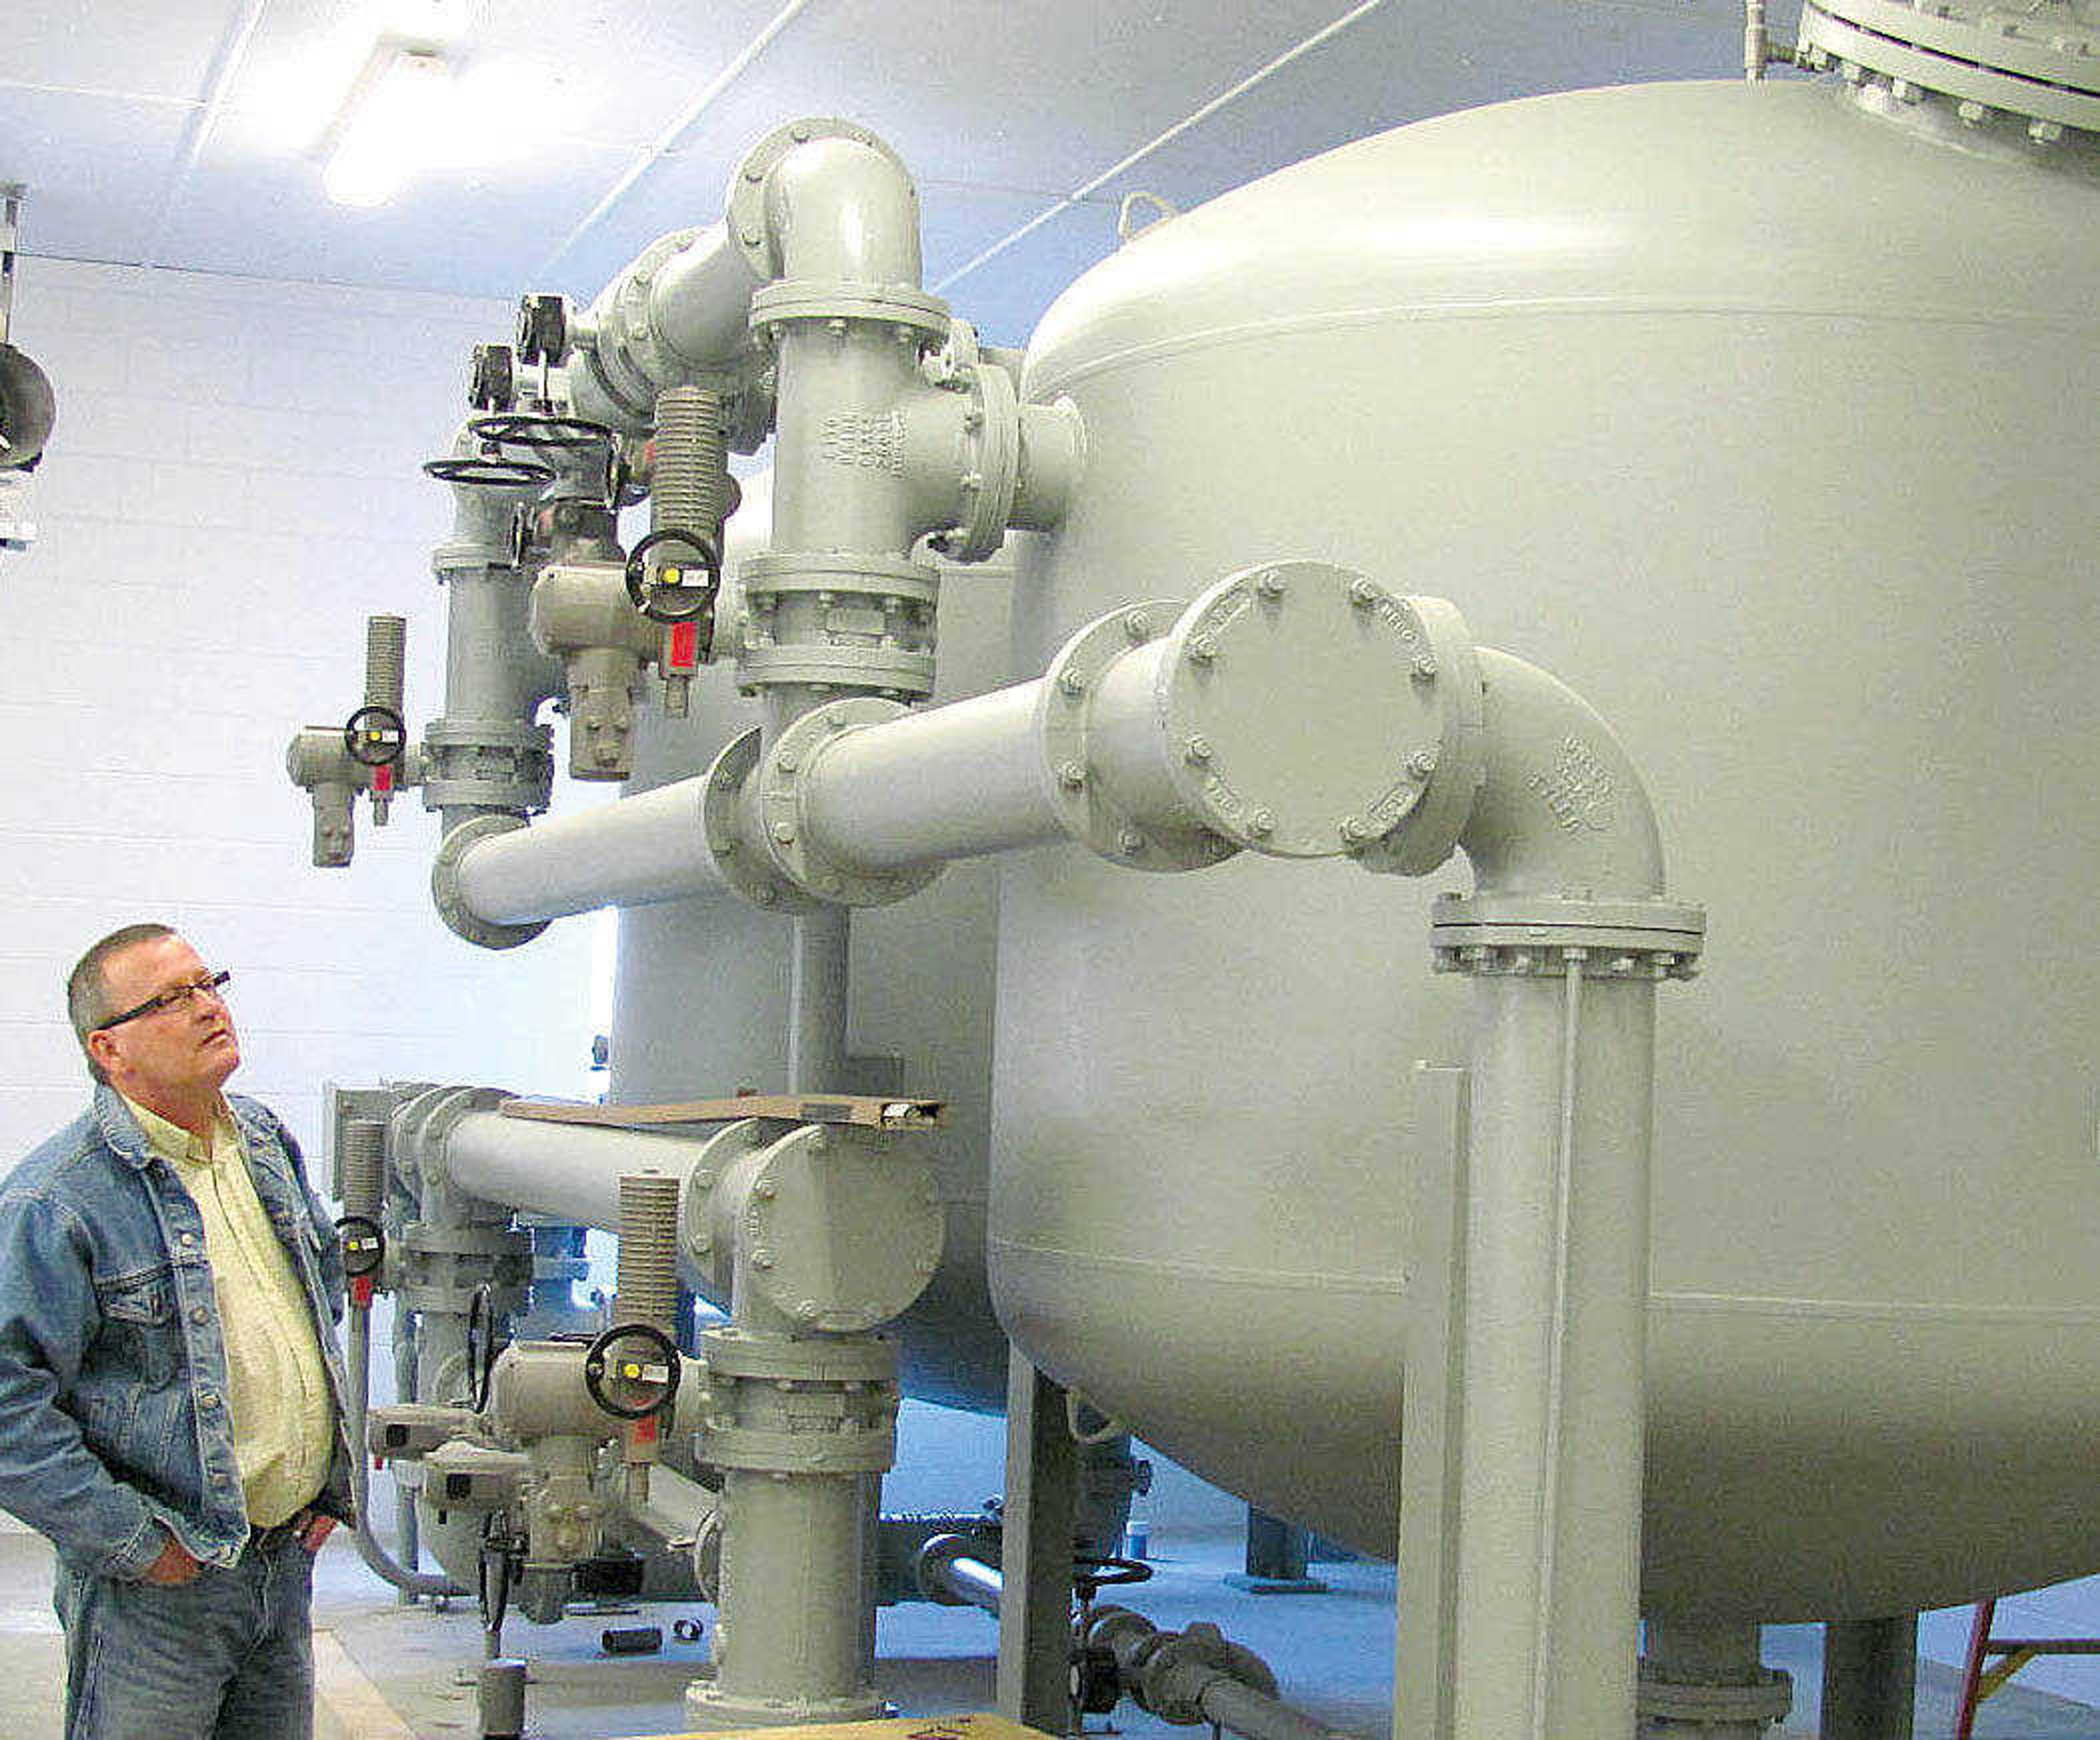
[0,924,353,1739]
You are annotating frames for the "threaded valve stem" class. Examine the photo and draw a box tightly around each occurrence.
[340,1119,387,1221]
[616,1172,682,1336]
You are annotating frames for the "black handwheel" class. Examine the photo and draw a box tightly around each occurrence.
[465,1283,498,1414]
[422,454,555,488]
[335,1215,384,1280]
[1071,1551,1153,1598]
[470,412,612,452]
[342,705,406,768]
[584,1322,681,1421]
[623,527,720,623]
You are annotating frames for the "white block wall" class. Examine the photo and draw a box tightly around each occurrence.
[1,258,613,1175]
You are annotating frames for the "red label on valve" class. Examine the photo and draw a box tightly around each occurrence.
[630,1416,660,1447]
[351,1276,375,1309]
[667,620,701,674]
[372,764,394,795]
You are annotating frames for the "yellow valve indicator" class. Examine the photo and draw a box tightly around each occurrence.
[660,565,683,585]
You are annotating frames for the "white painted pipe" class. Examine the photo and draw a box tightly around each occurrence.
[1442,649,1667,1740]
[646,224,769,373]
[1462,647,1664,900]
[788,907,850,1091]
[712,1464,872,1710]
[797,682,1064,871]
[441,1110,707,1234]
[767,136,922,283]
[451,777,727,924]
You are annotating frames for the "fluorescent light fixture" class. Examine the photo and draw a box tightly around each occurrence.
[323,46,454,208]
[382,0,476,45]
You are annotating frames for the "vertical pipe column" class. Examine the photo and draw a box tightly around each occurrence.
[1445,953,1654,1740]
[687,1122,934,1729]
[1636,1621,1794,1738]
[789,907,851,1091]
[1822,1617,1917,1740]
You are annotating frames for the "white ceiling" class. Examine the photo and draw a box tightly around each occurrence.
[5,0,1744,346]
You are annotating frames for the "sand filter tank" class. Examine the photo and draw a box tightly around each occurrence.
[985,22,2100,1624]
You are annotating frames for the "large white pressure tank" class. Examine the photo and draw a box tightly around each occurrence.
[991,77,2100,1622]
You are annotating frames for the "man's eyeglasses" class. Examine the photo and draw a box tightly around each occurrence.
[95,970,233,1034]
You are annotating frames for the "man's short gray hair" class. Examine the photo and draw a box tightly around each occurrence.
[67,923,178,1085]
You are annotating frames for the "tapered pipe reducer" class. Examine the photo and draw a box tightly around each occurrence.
[1041,564,1486,872]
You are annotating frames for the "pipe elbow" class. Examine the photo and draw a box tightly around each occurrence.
[764,134,924,284]
[1459,647,1665,900]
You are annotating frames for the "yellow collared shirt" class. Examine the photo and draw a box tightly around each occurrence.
[123,1095,334,1529]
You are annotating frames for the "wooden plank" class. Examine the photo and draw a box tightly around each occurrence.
[311,1629,419,1740]
[499,1094,946,1131]
[610,1715,1052,1740]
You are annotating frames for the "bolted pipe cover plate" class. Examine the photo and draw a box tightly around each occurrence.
[736,1124,944,1332]
[1156,562,1474,860]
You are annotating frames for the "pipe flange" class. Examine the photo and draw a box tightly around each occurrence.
[701,1326,899,1385]
[1430,894,1707,979]
[1636,1666,1793,1727]
[592,227,707,424]
[688,1684,884,1730]
[1037,600,1239,874]
[734,549,940,698]
[735,645,937,696]
[1800,0,2100,137]
[680,1118,779,1281]
[1131,1622,1279,1724]
[431,816,552,950]
[418,719,554,815]
[756,699,945,907]
[725,117,912,279]
[1152,563,1483,865]
[749,279,952,344]
[389,1084,506,1192]
[948,359,1019,563]
[737,551,940,696]
[702,727,823,915]
[740,551,940,610]
[720,1123,943,1330]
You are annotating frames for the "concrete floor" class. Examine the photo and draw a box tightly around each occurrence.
[1,1516,2098,1739]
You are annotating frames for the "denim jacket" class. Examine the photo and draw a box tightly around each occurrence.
[0,1084,355,1578]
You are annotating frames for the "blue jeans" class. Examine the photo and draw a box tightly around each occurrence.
[53,1531,315,1739]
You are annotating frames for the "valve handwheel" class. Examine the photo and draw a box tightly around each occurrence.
[624,528,721,624]
[335,1214,384,1280]
[422,454,556,489]
[584,1322,681,1420]
[469,412,612,453]
[342,705,406,768]
[1071,1550,1153,1601]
